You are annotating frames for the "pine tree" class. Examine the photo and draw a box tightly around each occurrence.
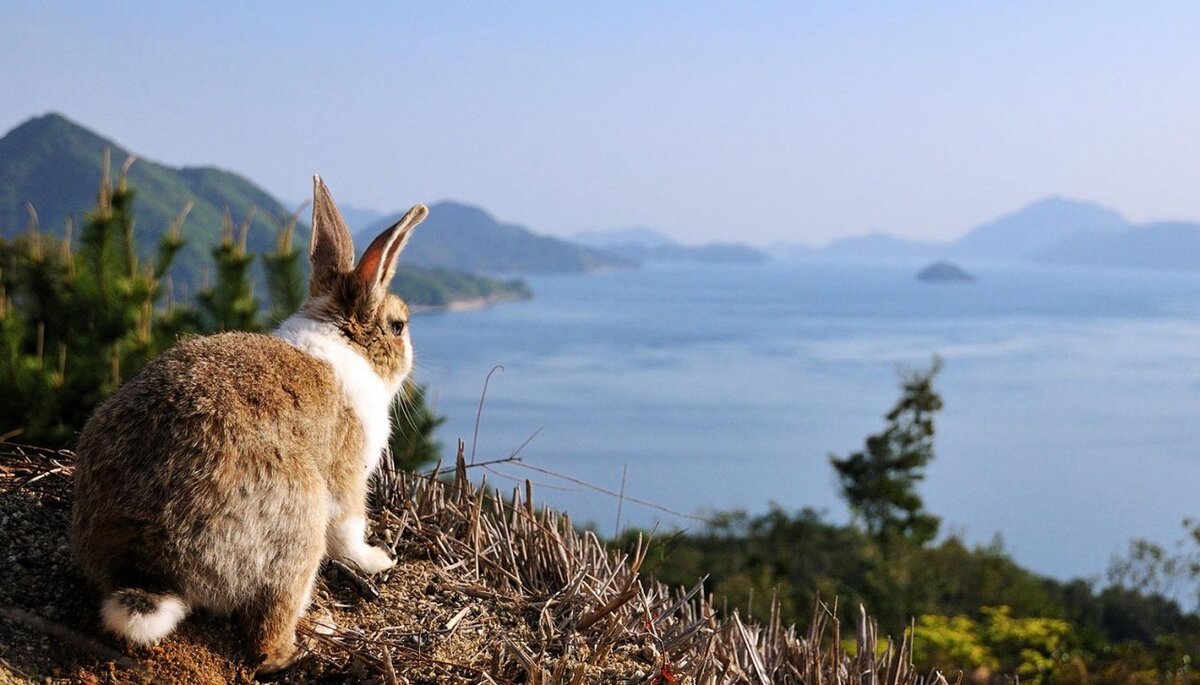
[831,357,944,547]
[0,152,189,445]
[262,205,308,327]
[197,208,260,332]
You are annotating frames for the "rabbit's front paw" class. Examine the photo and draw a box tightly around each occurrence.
[351,544,395,575]
[330,515,395,574]
[256,642,300,677]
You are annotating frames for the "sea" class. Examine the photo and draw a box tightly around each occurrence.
[408,259,1200,583]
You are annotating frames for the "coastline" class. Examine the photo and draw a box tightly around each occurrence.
[409,290,532,315]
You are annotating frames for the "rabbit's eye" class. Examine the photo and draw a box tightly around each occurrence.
[389,320,406,336]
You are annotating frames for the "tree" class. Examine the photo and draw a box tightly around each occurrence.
[1107,517,1200,612]
[912,606,1076,684]
[197,208,260,332]
[0,153,192,445]
[262,205,308,327]
[831,357,943,547]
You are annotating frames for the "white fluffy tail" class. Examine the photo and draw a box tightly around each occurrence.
[101,589,189,646]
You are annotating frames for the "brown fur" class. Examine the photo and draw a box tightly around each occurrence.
[299,200,425,383]
[70,177,427,673]
[73,333,349,666]
[297,274,413,383]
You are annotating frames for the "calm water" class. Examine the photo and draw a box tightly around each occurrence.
[408,260,1200,581]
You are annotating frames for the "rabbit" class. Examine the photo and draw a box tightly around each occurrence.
[70,176,428,674]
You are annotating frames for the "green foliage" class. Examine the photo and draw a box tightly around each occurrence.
[197,209,260,332]
[913,607,1075,683]
[1109,518,1200,611]
[0,158,194,445]
[622,506,1063,635]
[980,605,1074,679]
[621,504,1200,684]
[0,160,443,472]
[911,614,999,674]
[262,208,307,327]
[831,357,943,546]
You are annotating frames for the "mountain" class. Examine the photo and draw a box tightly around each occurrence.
[572,227,768,264]
[0,113,296,285]
[950,196,1130,260]
[360,201,633,274]
[285,201,386,233]
[604,241,768,264]
[0,113,529,309]
[573,227,675,249]
[768,241,818,259]
[777,197,1131,264]
[1036,221,1200,271]
[820,232,941,261]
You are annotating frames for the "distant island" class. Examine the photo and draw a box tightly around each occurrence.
[572,227,768,264]
[916,261,973,283]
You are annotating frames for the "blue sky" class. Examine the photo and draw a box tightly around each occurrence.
[4,2,1199,244]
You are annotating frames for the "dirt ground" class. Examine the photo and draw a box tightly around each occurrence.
[0,456,656,684]
[1,443,917,685]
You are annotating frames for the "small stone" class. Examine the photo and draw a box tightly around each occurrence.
[313,612,338,636]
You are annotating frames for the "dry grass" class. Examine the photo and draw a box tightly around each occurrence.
[0,440,943,684]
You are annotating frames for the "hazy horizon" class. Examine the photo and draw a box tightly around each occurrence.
[4,2,1200,246]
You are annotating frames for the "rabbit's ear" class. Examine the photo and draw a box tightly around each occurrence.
[309,175,355,292]
[354,204,428,298]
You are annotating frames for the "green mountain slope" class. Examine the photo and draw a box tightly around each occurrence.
[0,113,293,287]
[0,113,529,309]
[361,201,634,274]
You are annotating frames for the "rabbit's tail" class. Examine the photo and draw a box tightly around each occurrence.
[101,588,189,645]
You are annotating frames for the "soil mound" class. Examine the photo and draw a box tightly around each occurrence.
[0,443,926,684]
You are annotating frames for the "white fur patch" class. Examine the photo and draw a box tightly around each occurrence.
[102,594,189,646]
[274,315,399,474]
[330,515,395,574]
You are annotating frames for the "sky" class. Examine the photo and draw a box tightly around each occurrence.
[3,2,1200,246]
